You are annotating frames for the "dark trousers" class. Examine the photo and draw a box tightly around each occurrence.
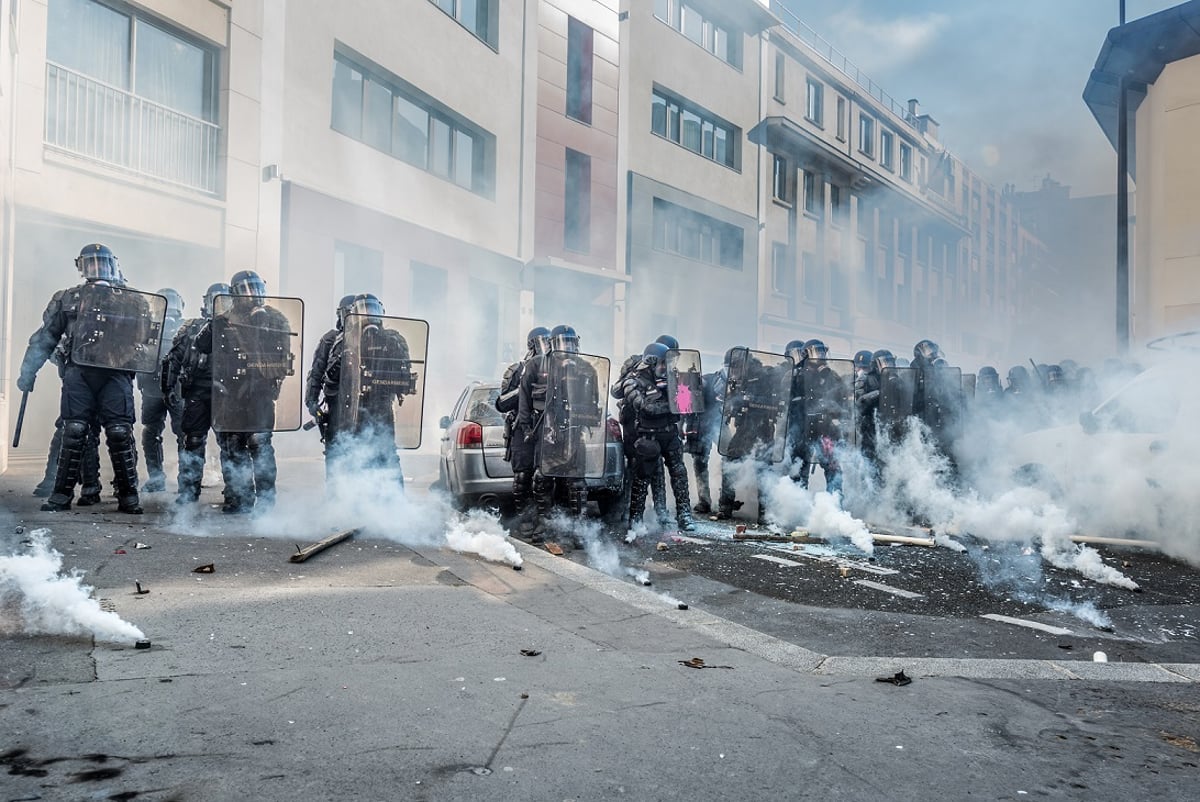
[52,366,138,502]
[141,391,182,485]
[219,431,278,510]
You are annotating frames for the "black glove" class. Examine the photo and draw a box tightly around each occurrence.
[17,373,35,393]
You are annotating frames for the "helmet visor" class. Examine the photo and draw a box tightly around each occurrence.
[231,274,267,298]
[77,253,118,281]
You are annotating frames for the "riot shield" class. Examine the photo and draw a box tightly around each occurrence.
[70,284,168,373]
[337,313,428,449]
[802,358,856,448]
[211,295,304,433]
[878,367,916,441]
[961,373,977,401]
[718,347,792,462]
[539,351,610,479]
[666,349,704,415]
[921,365,964,442]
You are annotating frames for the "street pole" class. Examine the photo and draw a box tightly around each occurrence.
[1116,0,1130,353]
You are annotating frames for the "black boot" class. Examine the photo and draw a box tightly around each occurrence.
[667,456,696,532]
[78,430,103,505]
[143,429,166,492]
[651,465,670,526]
[106,424,143,514]
[529,475,552,544]
[34,424,63,496]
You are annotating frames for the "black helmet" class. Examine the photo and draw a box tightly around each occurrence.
[655,334,680,351]
[75,243,119,282]
[853,350,873,371]
[550,324,579,353]
[335,294,357,331]
[350,293,385,322]
[913,339,943,362]
[978,366,1001,393]
[801,339,829,363]
[156,288,184,317]
[871,349,896,375]
[1007,365,1030,390]
[230,270,267,304]
[784,339,806,365]
[527,326,552,356]
[202,282,231,319]
[1045,364,1066,389]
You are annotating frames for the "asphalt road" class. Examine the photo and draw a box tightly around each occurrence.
[2,455,1199,801]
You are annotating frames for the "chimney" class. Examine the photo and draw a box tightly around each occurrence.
[907,98,920,118]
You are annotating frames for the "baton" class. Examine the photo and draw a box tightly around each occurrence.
[12,390,28,448]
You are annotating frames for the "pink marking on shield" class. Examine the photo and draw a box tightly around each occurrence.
[676,382,693,414]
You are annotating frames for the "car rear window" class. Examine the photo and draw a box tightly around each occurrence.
[466,388,505,426]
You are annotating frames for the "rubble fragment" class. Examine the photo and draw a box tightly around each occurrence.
[193,563,215,573]
[289,528,358,563]
[876,670,912,686]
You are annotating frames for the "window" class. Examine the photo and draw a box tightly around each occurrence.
[802,171,820,216]
[44,0,220,192]
[774,51,785,101]
[830,260,848,309]
[564,149,591,252]
[858,114,875,157]
[651,87,739,169]
[899,143,912,182]
[430,0,496,48]
[772,155,792,204]
[772,242,794,296]
[805,78,823,126]
[880,129,894,170]
[802,252,822,303]
[836,96,846,140]
[652,197,744,269]
[830,184,845,226]
[653,0,742,68]
[566,16,593,124]
[332,50,495,197]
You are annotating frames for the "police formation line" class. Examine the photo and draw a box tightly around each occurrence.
[17,243,1101,528]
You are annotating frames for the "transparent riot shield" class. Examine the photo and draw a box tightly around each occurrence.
[921,365,964,443]
[802,358,856,449]
[666,349,704,415]
[211,295,304,433]
[70,284,168,373]
[539,351,610,479]
[718,347,792,462]
[961,373,977,401]
[337,313,428,449]
[878,366,916,441]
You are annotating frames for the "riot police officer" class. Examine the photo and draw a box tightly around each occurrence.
[855,349,895,467]
[306,294,357,446]
[163,282,231,507]
[622,343,696,532]
[498,326,551,535]
[792,339,845,494]
[213,270,293,513]
[17,244,151,513]
[321,294,415,488]
[611,337,674,527]
[139,288,185,492]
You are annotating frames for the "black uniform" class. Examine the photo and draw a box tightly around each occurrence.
[497,353,536,528]
[791,361,846,494]
[612,353,669,525]
[306,327,339,440]
[212,300,293,512]
[321,323,413,488]
[162,316,229,505]
[622,363,696,532]
[138,311,184,491]
[683,371,720,514]
[18,282,147,513]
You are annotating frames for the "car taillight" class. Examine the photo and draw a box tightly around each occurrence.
[456,421,483,448]
[606,417,623,443]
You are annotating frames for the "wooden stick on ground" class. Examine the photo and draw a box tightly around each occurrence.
[1069,534,1162,550]
[289,528,359,563]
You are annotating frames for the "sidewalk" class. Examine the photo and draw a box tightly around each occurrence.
[1,461,1196,801]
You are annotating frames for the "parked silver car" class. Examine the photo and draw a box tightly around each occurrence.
[435,381,626,520]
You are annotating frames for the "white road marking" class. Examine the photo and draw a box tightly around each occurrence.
[752,554,805,568]
[981,614,1074,636]
[853,579,925,599]
[763,543,899,575]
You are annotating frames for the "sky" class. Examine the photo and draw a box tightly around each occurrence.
[774,0,1181,198]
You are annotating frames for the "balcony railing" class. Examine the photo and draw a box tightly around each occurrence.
[44,63,220,195]
[771,4,914,128]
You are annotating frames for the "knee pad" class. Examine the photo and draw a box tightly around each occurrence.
[106,423,134,446]
[184,432,208,451]
[62,419,90,442]
[249,432,273,448]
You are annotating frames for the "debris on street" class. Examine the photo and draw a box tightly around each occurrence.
[876,670,912,686]
[678,657,734,670]
[289,528,359,563]
[193,563,215,573]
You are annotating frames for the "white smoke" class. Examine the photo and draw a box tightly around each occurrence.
[170,435,521,567]
[761,471,874,555]
[0,529,145,643]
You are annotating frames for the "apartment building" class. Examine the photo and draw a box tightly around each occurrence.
[755,4,1033,369]
[1085,0,1200,348]
[619,0,777,363]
